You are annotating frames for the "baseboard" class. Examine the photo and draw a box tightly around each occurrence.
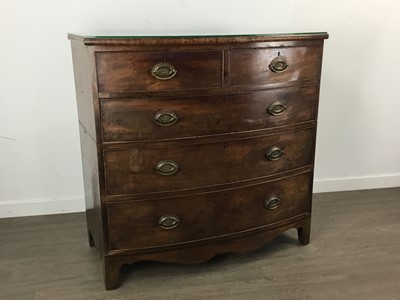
[313,173,400,193]
[0,196,85,219]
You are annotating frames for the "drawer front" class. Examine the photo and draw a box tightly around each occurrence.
[101,85,317,142]
[104,128,314,196]
[107,172,311,250]
[96,51,223,93]
[230,46,320,86]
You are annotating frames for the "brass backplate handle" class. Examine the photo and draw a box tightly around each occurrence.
[266,146,284,161]
[151,62,177,80]
[155,160,180,176]
[269,56,288,73]
[158,214,181,229]
[264,196,281,210]
[154,110,179,126]
[267,101,287,116]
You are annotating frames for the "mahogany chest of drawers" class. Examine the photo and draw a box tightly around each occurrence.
[68,32,328,289]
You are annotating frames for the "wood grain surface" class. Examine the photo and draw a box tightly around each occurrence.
[103,129,314,196]
[107,172,311,250]
[68,32,329,46]
[230,46,320,86]
[100,85,318,143]
[96,51,223,93]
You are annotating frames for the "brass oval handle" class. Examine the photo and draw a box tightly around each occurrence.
[155,160,180,176]
[151,62,177,80]
[267,102,287,116]
[266,146,284,161]
[158,214,180,229]
[154,110,179,126]
[269,56,288,73]
[264,196,281,210]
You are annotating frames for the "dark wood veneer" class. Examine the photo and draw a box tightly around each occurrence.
[69,33,328,290]
[101,85,318,143]
[104,128,314,195]
[107,172,311,250]
[96,51,223,93]
[230,46,320,86]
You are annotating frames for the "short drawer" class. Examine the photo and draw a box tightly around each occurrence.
[230,46,320,86]
[107,172,311,250]
[101,85,318,142]
[96,51,223,93]
[104,128,314,196]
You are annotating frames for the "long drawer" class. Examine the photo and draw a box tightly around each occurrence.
[101,85,318,142]
[103,128,314,196]
[96,50,223,93]
[107,172,312,250]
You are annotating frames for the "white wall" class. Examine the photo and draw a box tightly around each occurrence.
[1,0,399,218]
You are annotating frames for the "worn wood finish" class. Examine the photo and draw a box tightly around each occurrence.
[102,215,310,290]
[68,32,329,46]
[79,125,103,251]
[70,41,98,142]
[230,46,320,86]
[101,85,318,142]
[107,172,311,250]
[105,166,312,203]
[98,80,321,99]
[104,128,314,196]
[69,33,328,289]
[96,51,223,93]
[70,40,106,255]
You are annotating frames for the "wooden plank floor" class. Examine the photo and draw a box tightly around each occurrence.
[1,188,399,300]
